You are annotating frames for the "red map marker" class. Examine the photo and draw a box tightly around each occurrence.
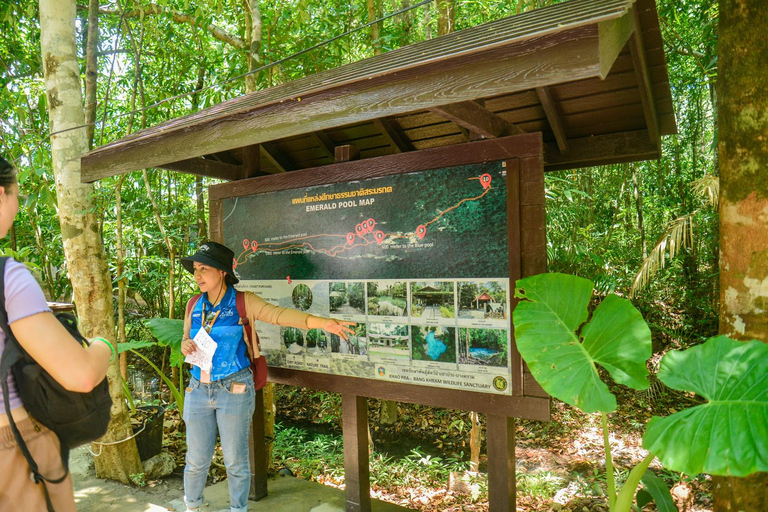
[251,240,258,252]
[232,258,238,269]
[346,233,355,245]
[367,218,376,231]
[416,225,427,240]
[480,173,492,189]
[242,239,250,251]
[355,223,365,236]
[374,231,384,244]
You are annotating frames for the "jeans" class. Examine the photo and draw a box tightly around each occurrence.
[183,367,256,512]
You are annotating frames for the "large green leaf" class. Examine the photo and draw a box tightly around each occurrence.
[643,336,768,477]
[144,317,185,368]
[514,273,651,413]
[639,470,677,512]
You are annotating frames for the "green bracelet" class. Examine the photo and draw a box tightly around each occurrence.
[92,337,116,362]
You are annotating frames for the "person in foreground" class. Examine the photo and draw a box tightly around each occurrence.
[180,241,354,512]
[0,155,113,510]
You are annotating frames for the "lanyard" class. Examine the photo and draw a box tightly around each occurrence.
[201,301,222,333]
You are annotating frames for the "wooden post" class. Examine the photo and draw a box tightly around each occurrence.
[335,144,360,163]
[248,388,268,500]
[486,415,516,511]
[342,394,371,512]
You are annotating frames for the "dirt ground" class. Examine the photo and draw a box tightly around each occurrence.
[71,446,184,511]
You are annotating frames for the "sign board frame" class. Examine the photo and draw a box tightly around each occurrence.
[209,133,550,512]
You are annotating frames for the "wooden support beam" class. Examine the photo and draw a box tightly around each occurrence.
[535,87,568,153]
[628,8,660,147]
[259,142,293,173]
[248,389,268,501]
[597,10,634,78]
[335,144,360,163]
[487,415,516,512]
[543,130,659,171]
[241,144,260,179]
[506,158,523,397]
[156,157,242,181]
[342,394,371,512]
[372,118,410,153]
[309,130,335,161]
[430,100,525,139]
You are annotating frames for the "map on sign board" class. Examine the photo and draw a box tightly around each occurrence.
[223,162,514,395]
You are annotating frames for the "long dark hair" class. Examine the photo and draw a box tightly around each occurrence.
[0,156,17,189]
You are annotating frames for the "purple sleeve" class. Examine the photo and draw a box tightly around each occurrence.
[5,259,51,324]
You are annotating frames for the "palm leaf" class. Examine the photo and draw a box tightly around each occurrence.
[630,213,694,298]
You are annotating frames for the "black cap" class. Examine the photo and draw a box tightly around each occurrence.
[181,241,239,285]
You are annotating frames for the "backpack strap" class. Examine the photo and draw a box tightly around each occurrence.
[0,257,64,512]
[236,291,260,359]
[186,293,203,317]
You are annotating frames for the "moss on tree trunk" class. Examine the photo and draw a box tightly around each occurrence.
[715,0,768,508]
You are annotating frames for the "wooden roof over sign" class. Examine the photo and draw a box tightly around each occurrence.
[80,0,675,183]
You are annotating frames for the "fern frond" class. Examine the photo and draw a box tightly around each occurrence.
[691,175,719,209]
[630,213,695,298]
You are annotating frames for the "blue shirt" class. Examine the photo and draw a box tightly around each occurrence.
[189,286,250,381]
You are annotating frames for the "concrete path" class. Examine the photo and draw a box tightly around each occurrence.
[71,446,411,512]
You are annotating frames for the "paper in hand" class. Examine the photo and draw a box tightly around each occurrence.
[185,328,218,373]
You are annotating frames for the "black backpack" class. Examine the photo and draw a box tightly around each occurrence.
[0,257,112,511]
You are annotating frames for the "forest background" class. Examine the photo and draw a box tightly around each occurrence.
[0,0,726,510]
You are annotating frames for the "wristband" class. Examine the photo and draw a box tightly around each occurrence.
[92,337,116,362]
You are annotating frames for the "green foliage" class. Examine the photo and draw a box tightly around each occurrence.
[129,472,147,487]
[637,470,677,512]
[515,272,766,512]
[514,273,652,413]
[643,336,768,477]
[144,317,185,368]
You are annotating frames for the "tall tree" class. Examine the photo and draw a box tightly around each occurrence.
[38,0,141,482]
[714,0,768,508]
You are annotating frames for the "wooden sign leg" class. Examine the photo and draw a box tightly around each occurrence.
[486,415,516,512]
[249,388,268,500]
[342,394,371,512]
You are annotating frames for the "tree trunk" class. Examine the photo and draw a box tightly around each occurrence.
[436,0,454,36]
[116,176,128,379]
[84,0,98,146]
[469,411,481,471]
[196,177,207,239]
[631,163,647,259]
[714,0,768,508]
[379,400,397,424]
[243,0,262,92]
[39,0,141,483]
[366,0,382,55]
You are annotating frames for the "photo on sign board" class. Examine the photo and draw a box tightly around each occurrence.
[330,323,368,356]
[457,280,507,320]
[411,325,457,364]
[306,328,328,355]
[457,328,508,368]
[291,284,313,311]
[282,327,305,354]
[328,281,366,315]
[410,281,455,319]
[368,322,410,361]
[367,281,407,317]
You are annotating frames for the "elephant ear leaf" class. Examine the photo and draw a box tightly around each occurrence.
[144,317,185,367]
[643,336,768,477]
[514,273,651,414]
